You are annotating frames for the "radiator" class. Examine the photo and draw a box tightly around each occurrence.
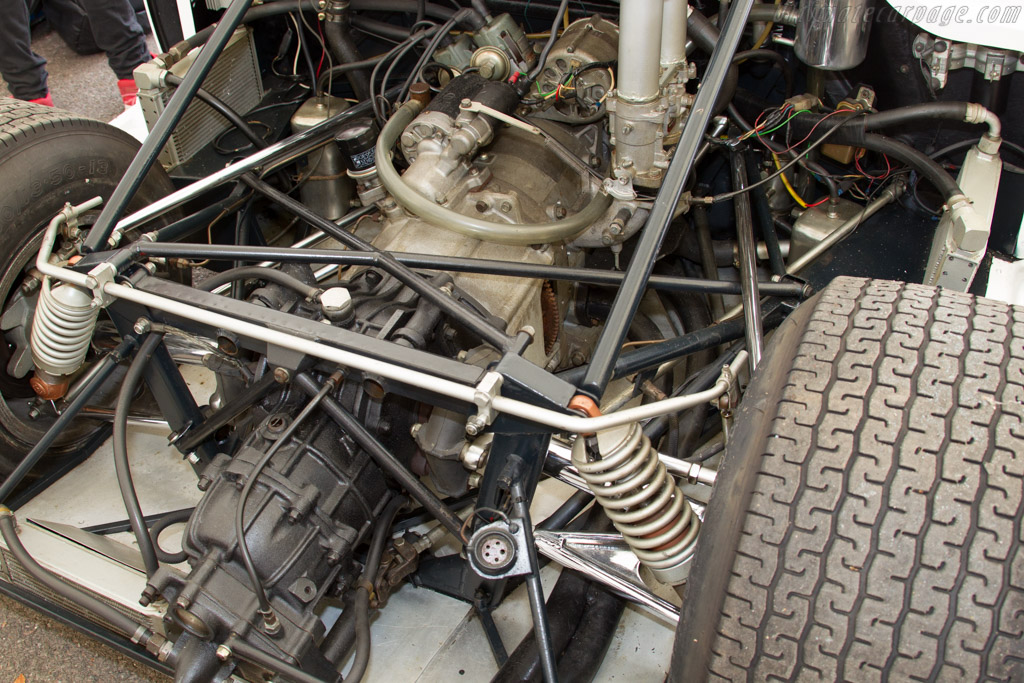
[135,27,264,169]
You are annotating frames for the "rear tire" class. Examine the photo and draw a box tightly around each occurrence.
[0,100,175,475]
[671,277,1024,682]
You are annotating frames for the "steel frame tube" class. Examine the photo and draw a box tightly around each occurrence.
[0,338,136,504]
[84,0,255,252]
[294,373,465,538]
[105,92,394,241]
[239,174,516,352]
[731,150,764,369]
[126,243,809,298]
[580,0,755,400]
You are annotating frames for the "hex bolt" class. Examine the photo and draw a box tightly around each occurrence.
[215,644,232,661]
[465,415,486,436]
[273,367,291,384]
[133,318,152,335]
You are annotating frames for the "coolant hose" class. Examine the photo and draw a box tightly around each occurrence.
[0,509,165,653]
[196,265,322,300]
[376,101,613,245]
[323,19,372,101]
[554,582,626,683]
[345,494,406,683]
[114,333,165,578]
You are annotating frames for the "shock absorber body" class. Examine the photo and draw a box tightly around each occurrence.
[571,421,699,585]
[29,278,100,399]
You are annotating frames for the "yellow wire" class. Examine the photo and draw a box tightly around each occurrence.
[773,153,809,208]
[563,9,570,31]
[750,0,783,50]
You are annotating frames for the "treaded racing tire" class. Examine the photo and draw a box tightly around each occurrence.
[671,277,1024,682]
[0,99,175,475]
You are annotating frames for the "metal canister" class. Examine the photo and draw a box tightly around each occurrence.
[290,95,353,220]
[794,0,874,71]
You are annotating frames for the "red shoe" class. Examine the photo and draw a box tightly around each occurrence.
[118,78,139,107]
[28,93,54,107]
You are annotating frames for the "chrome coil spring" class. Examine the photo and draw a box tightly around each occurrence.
[571,422,699,578]
[30,278,99,377]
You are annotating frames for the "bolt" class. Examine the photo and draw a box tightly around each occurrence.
[187,453,201,465]
[267,414,288,433]
[465,416,486,436]
[216,645,232,661]
[20,278,40,296]
[476,200,489,213]
[554,205,567,219]
[133,318,152,335]
[570,351,587,366]
[317,11,325,20]
[478,154,491,163]
[410,423,422,438]
[460,98,473,109]
[197,474,212,491]
[273,367,291,384]
[176,595,191,609]
[500,200,513,213]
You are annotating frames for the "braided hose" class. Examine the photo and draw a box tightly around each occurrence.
[30,278,99,377]
[571,422,700,584]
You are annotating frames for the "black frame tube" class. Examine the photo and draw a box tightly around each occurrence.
[240,174,518,352]
[84,0,255,252]
[0,338,137,505]
[731,150,764,368]
[294,373,465,538]
[123,242,809,298]
[578,0,756,400]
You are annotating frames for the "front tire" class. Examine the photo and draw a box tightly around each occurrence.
[0,99,175,475]
[671,277,1024,682]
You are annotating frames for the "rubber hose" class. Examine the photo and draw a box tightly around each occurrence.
[317,53,387,92]
[163,73,267,149]
[0,512,158,646]
[733,49,793,98]
[351,16,413,40]
[538,489,593,531]
[345,495,406,682]
[149,508,192,565]
[376,101,613,245]
[182,1,305,51]
[554,582,627,683]
[113,333,165,578]
[489,568,593,683]
[197,266,322,300]
[323,20,370,101]
[322,591,358,665]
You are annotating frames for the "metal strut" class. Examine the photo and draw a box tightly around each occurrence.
[578,0,756,400]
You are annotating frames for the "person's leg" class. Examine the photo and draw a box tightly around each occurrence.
[78,0,149,79]
[0,0,50,101]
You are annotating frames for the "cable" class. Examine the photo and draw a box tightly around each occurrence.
[528,0,570,80]
[150,508,192,565]
[346,494,406,683]
[930,137,1024,175]
[163,73,268,150]
[234,372,340,632]
[113,333,165,578]
[709,112,864,204]
[196,265,322,300]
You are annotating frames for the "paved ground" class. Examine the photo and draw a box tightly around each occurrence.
[0,18,168,683]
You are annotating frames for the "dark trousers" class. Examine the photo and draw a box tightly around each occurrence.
[0,0,150,99]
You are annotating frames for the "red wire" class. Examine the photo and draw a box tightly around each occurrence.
[316,18,326,78]
[779,109,851,155]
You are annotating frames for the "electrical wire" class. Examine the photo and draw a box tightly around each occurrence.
[233,373,341,629]
[707,111,865,204]
[528,0,570,80]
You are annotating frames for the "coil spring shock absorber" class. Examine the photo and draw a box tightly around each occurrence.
[571,421,699,585]
[29,278,99,399]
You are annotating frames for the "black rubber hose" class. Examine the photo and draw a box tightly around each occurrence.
[554,582,627,683]
[351,16,413,41]
[0,511,160,648]
[163,73,267,149]
[181,1,306,51]
[323,26,369,100]
[537,489,592,531]
[113,333,165,578]
[528,0,570,80]
[733,49,793,98]
[346,494,406,682]
[294,374,466,538]
[228,638,341,683]
[744,151,786,278]
[490,568,592,683]
[862,101,970,132]
[149,508,192,565]
[197,265,322,300]
[322,591,358,665]
[687,8,719,54]
[317,53,387,92]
